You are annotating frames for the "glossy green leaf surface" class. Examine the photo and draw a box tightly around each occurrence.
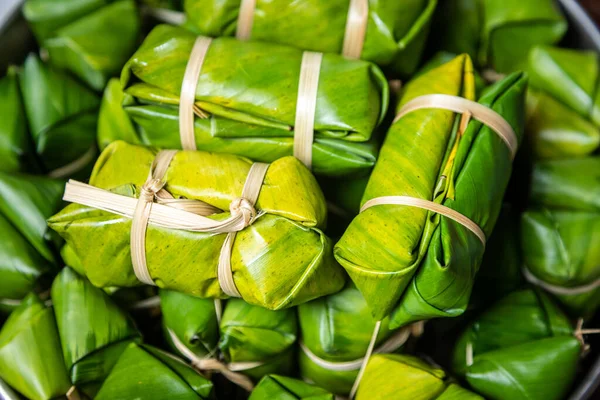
[97,78,141,150]
[335,55,526,325]
[23,0,140,90]
[118,24,388,177]
[0,172,64,302]
[184,0,436,76]
[249,375,334,400]
[452,289,580,400]
[95,343,214,399]
[0,294,71,400]
[49,141,345,309]
[433,0,566,72]
[52,267,141,395]
[298,283,400,395]
[19,54,99,176]
[356,354,482,400]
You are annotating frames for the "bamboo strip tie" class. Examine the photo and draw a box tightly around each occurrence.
[342,0,369,58]
[523,267,600,296]
[236,0,256,40]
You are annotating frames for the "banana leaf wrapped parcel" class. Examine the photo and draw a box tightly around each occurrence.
[96,343,214,400]
[115,24,387,177]
[355,354,483,400]
[49,140,345,310]
[20,54,100,179]
[335,55,527,327]
[525,46,600,159]
[298,283,416,395]
[161,289,297,386]
[23,0,141,90]
[521,157,600,316]
[249,375,334,400]
[432,0,566,73]
[0,172,64,310]
[0,268,141,399]
[183,0,437,76]
[452,289,582,400]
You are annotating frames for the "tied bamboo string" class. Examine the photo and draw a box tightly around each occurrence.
[167,328,260,391]
[522,267,600,296]
[47,145,97,179]
[294,52,323,169]
[236,0,256,40]
[342,0,369,58]
[180,36,213,151]
[349,320,381,399]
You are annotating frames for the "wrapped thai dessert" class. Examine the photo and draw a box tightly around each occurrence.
[335,54,527,327]
[49,141,345,310]
[452,289,584,400]
[432,0,566,73]
[161,290,296,389]
[106,24,388,177]
[23,0,140,90]
[183,0,437,76]
[249,375,334,400]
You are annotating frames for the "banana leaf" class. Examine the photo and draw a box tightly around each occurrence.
[142,0,183,9]
[0,68,39,174]
[183,0,436,76]
[96,343,214,399]
[19,54,99,178]
[355,354,482,399]
[49,141,344,309]
[522,157,600,316]
[161,290,297,381]
[0,172,64,306]
[432,0,566,73]
[98,78,142,151]
[452,289,580,400]
[23,0,141,91]
[0,294,71,400]
[249,375,334,400]
[52,267,142,396]
[335,55,527,326]
[298,283,404,395]
[118,24,387,177]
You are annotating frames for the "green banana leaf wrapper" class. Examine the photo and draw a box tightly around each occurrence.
[525,46,600,159]
[23,0,141,91]
[335,55,527,326]
[249,375,334,400]
[0,172,64,309]
[432,0,566,73]
[0,294,71,400]
[356,354,482,400]
[20,54,100,178]
[96,343,214,399]
[161,290,297,381]
[49,141,345,309]
[0,68,38,174]
[52,267,142,397]
[142,0,183,9]
[183,0,437,76]
[452,289,581,400]
[115,24,388,178]
[522,157,600,316]
[298,283,403,395]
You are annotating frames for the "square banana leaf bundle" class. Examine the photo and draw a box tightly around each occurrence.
[161,289,297,383]
[298,283,409,396]
[96,343,214,399]
[22,0,141,91]
[522,157,600,316]
[112,24,388,178]
[49,141,345,310]
[183,0,437,76]
[432,0,567,73]
[19,54,100,178]
[355,354,483,400]
[0,172,64,311]
[335,55,527,327]
[249,375,334,400]
[452,289,581,400]
[0,267,141,400]
[525,46,600,159]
